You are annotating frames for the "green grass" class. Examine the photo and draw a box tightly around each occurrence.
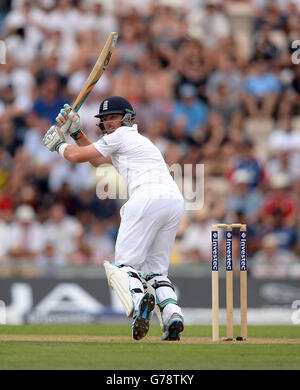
[0,325,300,370]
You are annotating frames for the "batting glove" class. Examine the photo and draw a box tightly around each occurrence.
[42,125,66,152]
[56,104,84,140]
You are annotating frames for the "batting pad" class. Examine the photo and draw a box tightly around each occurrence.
[104,261,134,317]
[144,282,164,331]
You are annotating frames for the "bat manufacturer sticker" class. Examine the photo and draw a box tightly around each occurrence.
[103,52,112,69]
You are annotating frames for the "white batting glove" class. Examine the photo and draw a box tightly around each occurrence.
[42,125,66,152]
[56,104,84,140]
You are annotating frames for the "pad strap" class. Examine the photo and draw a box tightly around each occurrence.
[157,298,178,312]
[152,280,175,292]
[128,271,143,281]
[145,277,177,314]
[131,288,143,294]
[144,274,162,281]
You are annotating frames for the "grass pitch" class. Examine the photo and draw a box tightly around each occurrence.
[0,324,299,370]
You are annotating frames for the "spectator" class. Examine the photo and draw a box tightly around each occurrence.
[117,18,147,66]
[86,2,118,37]
[169,83,208,141]
[199,112,228,176]
[243,59,282,117]
[179,208,215,264]
[141,117,171,157]
[279,65,300,118]
[111,63,143,106]
[3,0,46,66]
[23,112,58,166]
[266,148,300,182]
[140,49,174,103]
[135,93,171,129]
[68,29,106,77]
[174,38,212,102]
[87,220,115,264]
[187,0,231,50]
[250,233,298,279]
[252,0,288,32]
[48,160,93,194]
[8,204,46,260]
[0,56,35,110]
[47,0,81,39]
[44,203,90,264]
[33,74,65,125]
[206,54,244,105]
[226,138,266,190]
[36,242,67,277]
[54,182,79,216]
[255,210,298,252]
[75,188,119,225]
[207,83,243,132]
[261,172,299,227]
[268,115,300,153]
[227,169,263,221]
[251,24,283,65]
[149,4,186,48]
[0,118,23,157]
[0,83,30,121]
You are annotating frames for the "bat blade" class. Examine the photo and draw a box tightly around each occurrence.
[72,32,118,113]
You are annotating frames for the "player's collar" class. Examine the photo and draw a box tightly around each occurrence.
[123,124,138,132]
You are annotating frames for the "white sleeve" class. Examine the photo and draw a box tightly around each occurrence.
[93,129,123,157]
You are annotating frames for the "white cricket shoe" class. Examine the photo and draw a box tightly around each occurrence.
[162,313,184,341]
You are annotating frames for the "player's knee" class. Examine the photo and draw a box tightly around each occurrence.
[145,275,178,310]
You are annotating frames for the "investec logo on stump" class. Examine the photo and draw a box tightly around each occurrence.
[240,232,247,271]
[226,231,232,271]
[211,232,218,271]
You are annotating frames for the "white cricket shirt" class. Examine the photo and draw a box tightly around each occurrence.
[93,125,181,196]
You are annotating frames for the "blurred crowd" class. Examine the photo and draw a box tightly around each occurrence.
[1,0,300,278]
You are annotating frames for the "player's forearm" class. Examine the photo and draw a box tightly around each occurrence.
[74,133,111,166]
[74,132,92,147]
[58,142,108,166]
[58,143,96,164]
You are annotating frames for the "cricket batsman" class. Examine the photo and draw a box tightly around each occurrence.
[42,96,185,341]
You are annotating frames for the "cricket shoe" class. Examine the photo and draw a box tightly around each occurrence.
[162,313,184,341]
[132,292,155,341]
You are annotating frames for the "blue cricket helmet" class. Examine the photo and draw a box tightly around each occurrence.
[95,96,136,132]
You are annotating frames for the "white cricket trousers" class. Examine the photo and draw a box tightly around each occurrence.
[115,183,184,275]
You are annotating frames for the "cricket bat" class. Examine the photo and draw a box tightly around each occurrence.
[72,32,118,113]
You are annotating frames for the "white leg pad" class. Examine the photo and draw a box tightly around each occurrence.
[104,261,134,317]
[144,282,164,330]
